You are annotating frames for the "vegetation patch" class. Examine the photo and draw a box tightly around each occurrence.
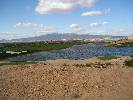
[73,63,91,67]
[0,40,87,60]
[130,55,133,58]
[72,94,81,99]
[124,55,133,67]
[125,59,133,67]
[62,63,69,66]
[97,55,119,60]
[108,42,133,48]
[0,61,38,66]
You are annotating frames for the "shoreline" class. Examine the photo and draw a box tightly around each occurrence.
[0,55,132,67]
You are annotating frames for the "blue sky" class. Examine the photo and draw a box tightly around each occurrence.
[0,0,133,39]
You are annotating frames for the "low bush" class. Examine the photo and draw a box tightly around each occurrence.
[0,61,38,66]
[97,55,119,60]
[125,59,133,67]
[73,63,91,67]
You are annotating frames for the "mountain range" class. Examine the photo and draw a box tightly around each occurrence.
[0,33,128,43]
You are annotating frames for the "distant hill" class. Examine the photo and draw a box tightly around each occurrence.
[0,33,128,43]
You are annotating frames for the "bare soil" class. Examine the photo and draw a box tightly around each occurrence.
[0,57,133,100]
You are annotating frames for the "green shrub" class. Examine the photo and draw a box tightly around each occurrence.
[125,59,133,67]
[108,42,133,48]
[85,63,91,67]
[63,63,69,66]
[130,55,133,58]
[97,55,119,60]
[0,61,38,66]
[74,64,85,67]
[73,94,81,99]
[73,63,91,67]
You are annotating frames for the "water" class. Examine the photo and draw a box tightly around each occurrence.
[8,44,133,61]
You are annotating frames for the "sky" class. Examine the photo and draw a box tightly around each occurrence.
[0,0,133,40]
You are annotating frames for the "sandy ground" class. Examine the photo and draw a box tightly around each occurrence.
[0,57,133,100]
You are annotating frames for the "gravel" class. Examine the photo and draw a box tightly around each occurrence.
[0,57,133,100]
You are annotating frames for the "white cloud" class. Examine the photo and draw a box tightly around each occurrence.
[0,32,16,35]
[97,31,110,35]
[104,8,111,14]
[0,32,19,40]
[70,24,87,34]
[119,28,127,32]
[35,0,97,14]
[81,8,111,16]
[70,22,109,34]
[14,22,57,33]
[81,11,103,16]
[90,22,108,27]
[15,23,44,29]
[70,24,80,28]
[113,28,129,35]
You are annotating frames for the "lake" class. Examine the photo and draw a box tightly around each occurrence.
[8,44,133,61]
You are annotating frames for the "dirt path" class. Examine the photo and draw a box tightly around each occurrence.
[0,57,133,100]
